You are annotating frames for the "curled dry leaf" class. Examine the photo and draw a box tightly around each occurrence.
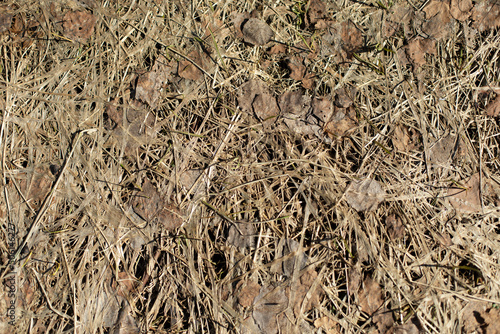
[241,18,274,45]
[448,173,482,214]
[63,11,96,42]
[311,96,333,124]
[131,179,183,230]
[267,43,286,54]
[135,55,173,109]
[279,91,311,118]
[422,0,453,40]
[472,0,500,32]
[227,221,256,249]
[237,79,279,128]
[406,37,437,69]
[345,178,385,212]
[286,56,315,89]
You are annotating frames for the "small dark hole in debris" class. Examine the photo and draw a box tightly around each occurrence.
[50,164,60,175]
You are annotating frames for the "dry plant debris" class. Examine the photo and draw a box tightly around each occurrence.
[241,18,274,45]
[135,55,173,109]
[227,221,256,249]
[358,277,394,332]
[422,0,453,40]
[472,0,500,31]
[63,11,96,42]
[131,179,182,230]
[106,91,157,154]
[3,0,500,333]
[447,173,482,213]
[345,178,386,212]
[405,37,437,69]
[237,79,279,128]
[485,94,500,117]
[392,124,419,152]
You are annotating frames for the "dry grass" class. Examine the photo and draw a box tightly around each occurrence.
[1,0,500,333]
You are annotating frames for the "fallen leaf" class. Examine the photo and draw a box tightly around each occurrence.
[472,0,500,32]
[286,56,307,81]
[131,179,183,230]
[289,267,322,318]
[231,11,250,40]
[422,0,453,40]
[386,214,405,240]
[314,316,339,333]
[279,90,311,118]
[427,134,457,167]
[237,79,279,129]
[448,173,482,214]
[135,55,173,109]
[485,94,500,117]
[235,280,261,308]
[241,18,274,45]
[106,91,157,154]
[178,50,206,81]
[383,4,414,38]
[345,179,385,212]
[450,0,473,21]
[392,322,420,334]
[321,21,363,62]
[324,106,357,139]
[359,277,394,332]
[334,87,356,108]
[392,124,418,152]
[306,0,327,26]
[267,44,286,54]
[252,285,288,334]
[63,11,96,42]
[227,221,256,249]
[19,165,54,209]
[0,9,13,33]
[271,238,308,277]
[311,96,333,124]
[406,37,437,68]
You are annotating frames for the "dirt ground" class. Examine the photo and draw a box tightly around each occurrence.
[1,0,500,333]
